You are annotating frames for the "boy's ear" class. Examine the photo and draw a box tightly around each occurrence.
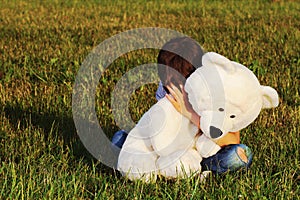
[261,86,279,108]
[202,52,236,74]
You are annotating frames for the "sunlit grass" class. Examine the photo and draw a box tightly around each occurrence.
[0,0,299,199]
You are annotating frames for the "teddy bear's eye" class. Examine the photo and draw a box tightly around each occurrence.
[218,108,224,112]
[230,115,236,118]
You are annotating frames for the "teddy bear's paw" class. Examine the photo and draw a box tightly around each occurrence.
[156,149,202,178]
[121,170,158,183]
[196,134,221,158]
[198,170,212,183]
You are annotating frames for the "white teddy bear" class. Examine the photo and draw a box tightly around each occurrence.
[117,52,279,182]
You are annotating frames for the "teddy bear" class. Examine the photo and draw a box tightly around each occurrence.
[117,52,279,182]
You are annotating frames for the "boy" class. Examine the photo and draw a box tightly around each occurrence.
[112,37,252,174]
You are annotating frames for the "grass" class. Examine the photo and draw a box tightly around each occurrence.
[0,0,299,199]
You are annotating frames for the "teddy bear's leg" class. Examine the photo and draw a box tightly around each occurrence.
[156,149,202,178]
[118,149,158,182]
[117,135,158,182]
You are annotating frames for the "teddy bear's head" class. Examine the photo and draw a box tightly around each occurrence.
[185,52,279,139]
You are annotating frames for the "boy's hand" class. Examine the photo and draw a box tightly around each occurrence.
[166,84,200,128]
[166,84,241,147]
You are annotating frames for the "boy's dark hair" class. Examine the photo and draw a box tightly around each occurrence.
[157,37,204,93]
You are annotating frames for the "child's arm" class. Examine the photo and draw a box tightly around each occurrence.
[166,84,240,147]
[166,84,200,128]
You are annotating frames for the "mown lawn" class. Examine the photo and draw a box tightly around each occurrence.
[0,0,299,199]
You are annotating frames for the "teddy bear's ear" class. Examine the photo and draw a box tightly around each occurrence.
[202,52,236,73]
[261,86,279,108]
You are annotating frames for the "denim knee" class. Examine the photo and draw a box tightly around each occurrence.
[201,144,253,174]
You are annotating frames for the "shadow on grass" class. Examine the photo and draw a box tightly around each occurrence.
[2,101,119,176]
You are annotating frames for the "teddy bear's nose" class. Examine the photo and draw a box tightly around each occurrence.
[209,126,223,138]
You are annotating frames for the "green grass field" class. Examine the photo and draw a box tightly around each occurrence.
[1,0,299,199]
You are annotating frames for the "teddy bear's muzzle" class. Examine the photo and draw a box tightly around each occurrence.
[209,126,223,138]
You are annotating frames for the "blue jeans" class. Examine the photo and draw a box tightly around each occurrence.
[201,144,252,174]
[112,130,253,174]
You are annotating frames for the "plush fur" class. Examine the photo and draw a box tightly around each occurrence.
[117,52,279,182]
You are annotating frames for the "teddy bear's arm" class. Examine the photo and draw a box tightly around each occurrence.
[196,134,221,158]
[166,84,200,128]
